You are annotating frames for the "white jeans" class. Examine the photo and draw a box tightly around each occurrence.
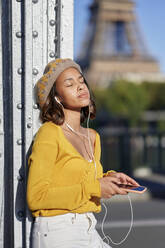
[31,212,112,248]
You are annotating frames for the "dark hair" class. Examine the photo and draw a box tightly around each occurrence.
[39,75,97,125]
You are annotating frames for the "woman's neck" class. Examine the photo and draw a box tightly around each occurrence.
[62,108,82,132]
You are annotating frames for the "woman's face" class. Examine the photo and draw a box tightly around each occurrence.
[55,67,90,111]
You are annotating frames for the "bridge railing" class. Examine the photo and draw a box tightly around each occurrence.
[99,127,165,176]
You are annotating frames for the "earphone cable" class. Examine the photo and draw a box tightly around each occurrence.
[101,195,133,246]
[56,100,133,245]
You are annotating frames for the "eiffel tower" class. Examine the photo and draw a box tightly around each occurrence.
[77,0,163,87]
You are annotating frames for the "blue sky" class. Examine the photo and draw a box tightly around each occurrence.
[74,0,165,73]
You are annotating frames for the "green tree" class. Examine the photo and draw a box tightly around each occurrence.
[94,80,149,126]
[141,82,165,110]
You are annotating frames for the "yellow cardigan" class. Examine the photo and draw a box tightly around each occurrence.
[26,121,115,217]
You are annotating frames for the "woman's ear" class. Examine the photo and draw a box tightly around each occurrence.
[54,96,64,108]
[89,100,93,113]
[54,96,61,104]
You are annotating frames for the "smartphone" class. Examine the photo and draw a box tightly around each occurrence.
[117,184,147,194]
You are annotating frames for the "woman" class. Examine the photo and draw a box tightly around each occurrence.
[27,58,139,248]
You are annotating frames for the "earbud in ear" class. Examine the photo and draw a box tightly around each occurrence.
[88,101,92,113]
[54,96,61,104]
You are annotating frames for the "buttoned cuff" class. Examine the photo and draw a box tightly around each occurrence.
[103,170,117,177]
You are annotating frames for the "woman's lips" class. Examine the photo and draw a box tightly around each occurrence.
[78,93,89,98]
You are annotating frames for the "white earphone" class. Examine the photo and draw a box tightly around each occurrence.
[55,94,133,245]
[54,96,62,105]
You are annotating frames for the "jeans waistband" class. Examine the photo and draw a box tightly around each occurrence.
[35,212,95,223]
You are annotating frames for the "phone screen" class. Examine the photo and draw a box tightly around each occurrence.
[118,184,146,191]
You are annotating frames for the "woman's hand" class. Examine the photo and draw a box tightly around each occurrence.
[106,171,140,186]
[98,176,128,199]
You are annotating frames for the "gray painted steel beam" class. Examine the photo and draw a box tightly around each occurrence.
[0,0,73,247]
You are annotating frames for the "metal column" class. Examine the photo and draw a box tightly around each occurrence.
[0,0,74,247]
[0,1,5,247]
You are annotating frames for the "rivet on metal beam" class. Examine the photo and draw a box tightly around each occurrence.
[17,68,23,75]
[54,37,58,43]
[17,175,23,182]
[54,4,58,11]
[32,0,38,3]
[49,20,56,26]
[17,211,24,218]
[61,37,64,42]
[33,103,39,109]
[27,123,32,128]
[49,52,55,58]
[32,30,38,38]
[32,68,39,75]
[17,139,23,145]
[17,103,23,109]
[16,32,23,38]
